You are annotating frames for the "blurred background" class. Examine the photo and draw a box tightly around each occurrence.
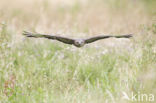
[0,0,155,34]
[0,0,155,103]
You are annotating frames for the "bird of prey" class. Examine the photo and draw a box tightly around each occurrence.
[23,31,132,47]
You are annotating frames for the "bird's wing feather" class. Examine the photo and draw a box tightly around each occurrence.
[85,35,113,43]
[85,34,132,43]
[23,31,75,44]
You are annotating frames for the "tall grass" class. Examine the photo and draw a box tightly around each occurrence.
[0,0,155,103]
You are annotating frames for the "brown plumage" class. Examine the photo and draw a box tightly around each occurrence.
[23,31,132,47]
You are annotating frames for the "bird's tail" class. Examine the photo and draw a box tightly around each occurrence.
[23,31,44,38]
[114,34,133,38]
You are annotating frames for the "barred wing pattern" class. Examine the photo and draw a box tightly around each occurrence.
[23,31,74,45]
[23,31,132,47]
[85,34,132,43]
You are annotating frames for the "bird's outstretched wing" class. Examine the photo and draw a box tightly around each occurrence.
[85,34,132,44]
[23,31,75,45]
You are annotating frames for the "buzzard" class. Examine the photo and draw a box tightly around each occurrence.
[23,31,132,47]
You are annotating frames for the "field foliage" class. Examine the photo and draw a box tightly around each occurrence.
[0,0,156,103]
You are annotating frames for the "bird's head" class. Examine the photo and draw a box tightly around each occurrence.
[74,39,85,47]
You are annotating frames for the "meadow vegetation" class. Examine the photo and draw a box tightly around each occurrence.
[0,0,156,103]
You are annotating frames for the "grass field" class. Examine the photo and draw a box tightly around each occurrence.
[0,0,156,103]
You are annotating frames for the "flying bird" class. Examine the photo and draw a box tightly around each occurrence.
[23,31,132,47]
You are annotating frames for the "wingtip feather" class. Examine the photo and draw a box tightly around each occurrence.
[22,31,41,38]
[22,31,32,37]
